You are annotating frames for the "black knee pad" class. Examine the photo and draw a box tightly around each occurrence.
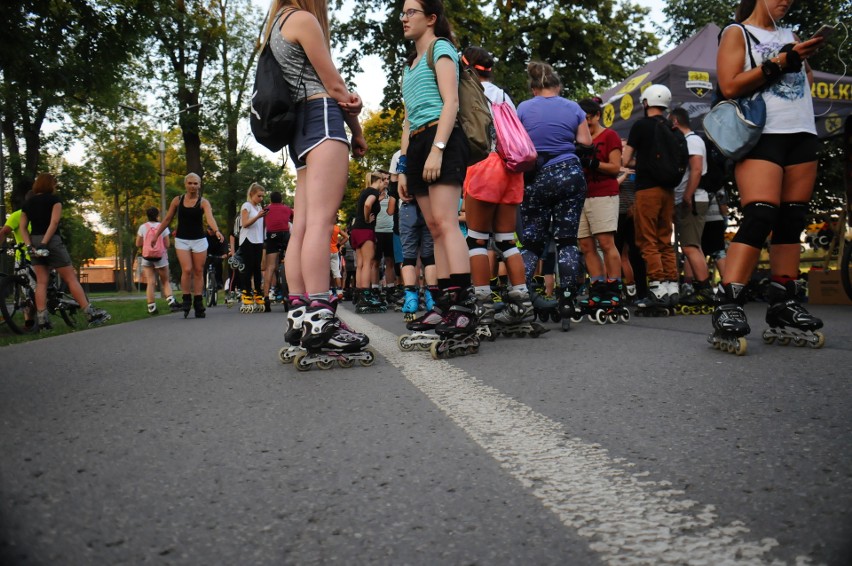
[421,255,435,267]
[771,202,808,245]
[522,241,545,258]
[733,202,778,249]
[403,258,417,267]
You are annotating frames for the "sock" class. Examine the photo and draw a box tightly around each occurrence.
[449,273,471,289]
[510,284,529,294]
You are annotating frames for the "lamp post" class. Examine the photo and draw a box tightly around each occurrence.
[118,103,201,214]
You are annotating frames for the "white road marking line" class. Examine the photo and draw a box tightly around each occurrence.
[339,310,794,565]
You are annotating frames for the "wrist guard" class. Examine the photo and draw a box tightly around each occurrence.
[779,44,802,73]
[761,59,783,84]
[576,142,596,161]
[396,154,407,174]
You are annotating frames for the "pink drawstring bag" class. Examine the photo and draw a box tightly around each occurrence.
[492,96,537,173]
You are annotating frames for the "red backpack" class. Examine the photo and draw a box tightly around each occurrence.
[142,222,166,261]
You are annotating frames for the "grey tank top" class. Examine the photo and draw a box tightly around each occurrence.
[269,10,326,102]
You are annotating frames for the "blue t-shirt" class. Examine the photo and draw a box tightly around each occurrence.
[517,96,586,167]
[402,39,459,131]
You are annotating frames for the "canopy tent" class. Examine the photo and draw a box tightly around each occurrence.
[601,23,852,139]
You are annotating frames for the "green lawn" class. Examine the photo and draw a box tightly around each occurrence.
[0,297,179,347]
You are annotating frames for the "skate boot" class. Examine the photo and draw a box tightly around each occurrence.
[369,288,388,312]
[279,296,307,364]
[193,295,206,318]
[423,287,435,312]
[555,286,576,331]
[762,280,825,348]
[494,289,547,337]
[167,296,182,312]
[147,302,159,315]
[431,287,480,359]
[253,291,265,313]
[36,309,53,332]
[678,281,715,315]
[398,287,445,351]
[665,281,680,308]
[400,288,420,322]
[294,299,375,371]
[239,290,254,313]
[624,282,638,304]
[576,280,609,324]
[709,282,750,355]
[473,288,496,341]
[264,296,271,313]
[181,293,192,318]
[355,289,383,314]
[85,304,111,327]
[634,281,671,317]
[603,279,630,323]
[531,289,559,323]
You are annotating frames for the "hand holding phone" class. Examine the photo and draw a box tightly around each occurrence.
[810,24,835,42]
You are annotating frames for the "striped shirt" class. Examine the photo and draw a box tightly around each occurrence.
[402,39,459,132]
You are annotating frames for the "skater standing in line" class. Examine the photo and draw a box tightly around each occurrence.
[709,0,826,352]
[374,171,399,305]
[19,173,111,330]
[397,0,477,341]
[153,172,224,318]
[460,46,536,335]
[264,0,372,366]
[351,172,385,313]
[238,183,268,312]
[516,61,592,331]
[261,191,292,311]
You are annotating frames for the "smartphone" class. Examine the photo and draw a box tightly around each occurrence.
[810,24,836,42]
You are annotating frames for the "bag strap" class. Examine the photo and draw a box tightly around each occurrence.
[426,37,452,72]
[273,9,307,99]
[719,22,760,70]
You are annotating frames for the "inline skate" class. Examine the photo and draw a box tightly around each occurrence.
[181,293,192,318]
[193,295,206,319]
[674,281,715,315]
[554,286,576,331]
[279,297,307,363]
[634,281,674,317]
[493,289,547,338]
[573,280,630,325]
[239,290,254,313]
[708,282,750,355]
[355,289,387,314]
[473,288,496,341]
[397,289,445,352]
[430,287,480,359]
[761,280,825,348]
[531,290,560,323]
[293,299,375,371]
[167,296,182,313]
[227,252,245,272]
[84,304,111,327]
[400,287,420,322]
[253,291,265,313]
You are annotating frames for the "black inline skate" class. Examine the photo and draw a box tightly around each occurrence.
[430,287,480,359]
[293,299,375,371]
[555,286,575,331]
[761,280,825,348]
[531,290,560,323]
[675,281,715,315]
[181,293,192,318]
[634,281,674,317]
[573,280,631,325]
[398,288,445,352]
[279,296,307,364]
[193,295,206,318]
[493,289,547,338]
[473,288,496,341]
[708,282,750,355]
[355,288,387,314]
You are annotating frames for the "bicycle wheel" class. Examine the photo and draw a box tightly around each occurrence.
[841,238,852,302]
[206,269,217,307]
[57,295,80,328]
[0,274,33,335]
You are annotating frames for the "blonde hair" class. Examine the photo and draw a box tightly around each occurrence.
[247,182,265,201]
[262,0,330,50]
[366,171,383,186]
[527,61,562,91]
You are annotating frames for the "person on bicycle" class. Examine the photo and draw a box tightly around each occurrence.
[136,207,180,315]
[1,188,35,329]
[19,173,110,330]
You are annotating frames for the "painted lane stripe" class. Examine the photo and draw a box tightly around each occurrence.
[338,310,788,565]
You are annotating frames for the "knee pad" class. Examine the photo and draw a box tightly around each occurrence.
[403,258,417,267]
[733,202,778,249]
[494,232,520,258]
[421,255,435,267]
[771,202,808,245]
[466,229,490,257]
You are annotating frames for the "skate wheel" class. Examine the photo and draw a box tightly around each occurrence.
[778,337,791,346]
[792,336,806,347]
[569,312,582,323]
[338,358,354,368]
[278,347,294,364]
[619,311,630,323]
[608,313,619,324]
[398,335,415,352]
[810,332,825,349]
[317,359,335,370]
[417,341,432,351]
[592,310,605,325]
[293,352,312,371]
[359,348,376,366]
[429,341,442,360]
[762,330,775,345]
[733,337,747,356]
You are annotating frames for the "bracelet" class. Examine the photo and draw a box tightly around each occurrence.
[761,59,783,83]
[397,154,407,174]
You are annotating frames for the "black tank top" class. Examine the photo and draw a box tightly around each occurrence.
[176,195,205,239]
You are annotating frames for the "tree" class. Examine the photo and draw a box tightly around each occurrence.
[0,0,154,208]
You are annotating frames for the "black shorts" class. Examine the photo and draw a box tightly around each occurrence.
[744,133,818,167]
[406,124,469,196]
[265,231,290,255]
[702,220,727,257]
[375,232,395,261]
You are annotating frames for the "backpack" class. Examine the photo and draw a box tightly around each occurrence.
[647,115,689,189]
[698,133,731,192]
[250,10,304,152]
[142,222,166,261]
[426,39,494,166]
[491,92,537,172]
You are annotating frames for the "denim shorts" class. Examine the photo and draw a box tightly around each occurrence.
[174,238,209,253]
[289,97,350,169]
[399,201,434,262]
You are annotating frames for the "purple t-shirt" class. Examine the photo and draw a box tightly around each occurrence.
[517,95,586,167]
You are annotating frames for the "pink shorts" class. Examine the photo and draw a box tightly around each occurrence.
[464,152,524,205]
[349,228,376,250]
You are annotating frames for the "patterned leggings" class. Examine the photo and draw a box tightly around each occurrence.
[519,159,587,291]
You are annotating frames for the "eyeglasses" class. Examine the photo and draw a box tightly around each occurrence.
[399,8,424,20]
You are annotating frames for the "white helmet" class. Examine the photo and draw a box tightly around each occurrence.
[640,84,672,110]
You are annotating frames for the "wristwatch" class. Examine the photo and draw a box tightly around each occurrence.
[433,141,446,150]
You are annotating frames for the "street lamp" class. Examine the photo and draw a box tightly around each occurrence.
[118,103,202,214]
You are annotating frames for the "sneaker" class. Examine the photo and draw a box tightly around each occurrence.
[85,305,111,326]
[147,303,159,315]
[37,310,53,331]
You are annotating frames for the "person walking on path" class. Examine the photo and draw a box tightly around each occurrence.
[136,207,179,315]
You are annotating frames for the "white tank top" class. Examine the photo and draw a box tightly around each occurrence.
[737,24,816,135]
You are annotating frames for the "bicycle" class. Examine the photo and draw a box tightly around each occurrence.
[0,244,80,334]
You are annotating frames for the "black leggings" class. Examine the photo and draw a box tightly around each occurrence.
[239,241,263,292]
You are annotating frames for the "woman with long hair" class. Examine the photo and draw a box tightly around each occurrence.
[709,0,826,353]
[398,0,478,352]
[238,183,268,313]
[264,0,372,366]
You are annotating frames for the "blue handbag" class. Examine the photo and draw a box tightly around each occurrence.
[703,25,767,161]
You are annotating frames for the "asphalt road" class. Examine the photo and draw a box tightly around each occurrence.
[1,299,850,565]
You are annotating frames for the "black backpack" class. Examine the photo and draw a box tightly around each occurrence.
[647,116,689,189]
[250,10,303,152]
[697,133,731,192]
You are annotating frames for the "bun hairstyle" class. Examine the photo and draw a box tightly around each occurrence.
[462,46,494,79]
[527,61,562,91]
[735,0,757,22]
[405,0,457,65]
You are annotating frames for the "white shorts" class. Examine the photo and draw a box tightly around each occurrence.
[577,195,619,239]
[330,253,342,279]
[140,256,169,269]
[174,238,209,253]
